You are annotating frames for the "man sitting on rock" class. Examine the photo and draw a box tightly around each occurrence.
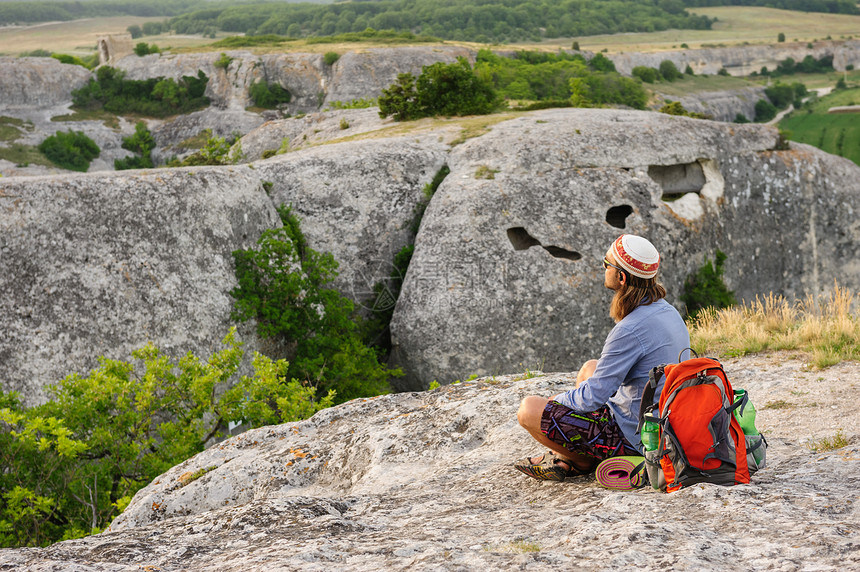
[514,234,690,481]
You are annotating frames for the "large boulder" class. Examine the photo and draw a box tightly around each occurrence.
[0,167,278,405]
[254,134,450,309]
[389,108,860,389]
[0,57,91,109]
[1,353,858,570]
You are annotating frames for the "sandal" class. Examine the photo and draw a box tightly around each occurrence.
[513,451,580,482]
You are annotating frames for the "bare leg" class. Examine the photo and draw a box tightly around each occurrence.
[516,395,596,472]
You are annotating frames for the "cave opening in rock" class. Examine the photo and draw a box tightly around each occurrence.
[606,205,633,229]
[648,162,705,201]
[507,227,541,251]
[506,227,581,260]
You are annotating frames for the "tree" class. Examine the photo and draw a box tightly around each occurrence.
[777,32,786,42]
[415,57,500,117]
[230,205,397,402]
[754,99,777,122]
[659,60,683,81]
[0,330,334,548]
[378,73,420,121]
[127,25,142,39]
[632,66,659,83]
[379,58,500,120]
[588,52,616,73]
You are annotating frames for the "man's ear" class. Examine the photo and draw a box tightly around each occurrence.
[618,270,627,285]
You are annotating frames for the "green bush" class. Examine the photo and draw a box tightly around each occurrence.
[0,329,333,548]
[114,121,155,170]
[754,98,778,122]
[133,42,160,57]
[659,60,683,82]
[569,72,647,109]
[659,101,710,119]
[127,24,142,39]
[230,205,398,402]
[72,66,209,118]
[51,53,96,69]
[170,130,244,166]
[632,66,659,83]
[681,250,737,318]
[37,130,99,172]
[248,80,292,109]
[379,57,500,121]
[214,52,233,69]
[474,49,645,109]
[323,51,340,66]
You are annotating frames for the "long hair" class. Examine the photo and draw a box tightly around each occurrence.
[610,273,667,322]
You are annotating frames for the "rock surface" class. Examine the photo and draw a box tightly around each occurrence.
[656,85,767,122]
[4,108,860,400]
[610,39,860,76]
[1,352,858,571]
[0,167,277,404]
[0,57,91,109]
[254,133,450,307]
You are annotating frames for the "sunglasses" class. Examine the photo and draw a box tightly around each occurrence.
[602,258,625,273]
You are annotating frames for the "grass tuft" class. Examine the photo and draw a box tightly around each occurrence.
[807,430,849,452]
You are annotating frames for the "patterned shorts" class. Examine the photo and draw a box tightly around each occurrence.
[540,401,639,460]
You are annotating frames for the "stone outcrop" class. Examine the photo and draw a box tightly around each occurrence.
[236,107,389,162]
[4,109,860,400]
[254,133,450,306]
[655,85,767,122]
[0,57,91,109]
[0,167,278,404]
[114,46,473,115]
[2,352,858,571]
[610,39,860,76]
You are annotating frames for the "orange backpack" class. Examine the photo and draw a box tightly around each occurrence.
[638,356,761,492]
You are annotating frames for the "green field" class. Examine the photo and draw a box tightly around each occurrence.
[780,86,860,166]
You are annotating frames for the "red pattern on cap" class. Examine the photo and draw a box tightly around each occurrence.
[612,235,659,278]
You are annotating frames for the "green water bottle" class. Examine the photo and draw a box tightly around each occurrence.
[733,390,758,436]
[641,420,660,451]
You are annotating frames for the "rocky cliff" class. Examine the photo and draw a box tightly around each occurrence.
[610,39,860,76]
[0,167,277,404]
[114,46,473,114]
[0,57,91,109]
[3,108,860,401]
[1,352,858,571]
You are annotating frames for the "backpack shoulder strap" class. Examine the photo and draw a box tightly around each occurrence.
[637,364,665,432]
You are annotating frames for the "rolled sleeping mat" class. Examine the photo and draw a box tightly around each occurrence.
[595,455,646,490]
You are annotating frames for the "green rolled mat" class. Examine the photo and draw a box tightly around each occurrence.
[595,455,646,490]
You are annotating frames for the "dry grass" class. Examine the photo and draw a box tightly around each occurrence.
[689,285,860,368]
[537,6,860,53]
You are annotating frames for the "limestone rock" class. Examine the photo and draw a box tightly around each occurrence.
[2,353,858,571]
[323,46,474,105]
[0,167,278,405]
[610,39,860,76]
[655,85,767,122]
[237,107,389,162]
[389,108,860,389]
[254,134,450,309]
[0,57,91,109]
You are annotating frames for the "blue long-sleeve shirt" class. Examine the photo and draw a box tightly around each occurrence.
[554,298,690,453]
